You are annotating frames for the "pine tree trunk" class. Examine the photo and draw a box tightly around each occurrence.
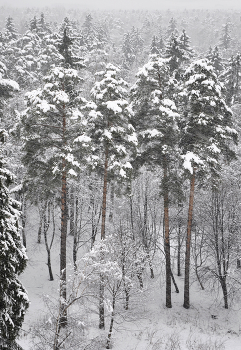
[183,169,196,309]
[69,185,75,236]
[109,181,114,222]
[99,146,109,330]
[164,159,172,308]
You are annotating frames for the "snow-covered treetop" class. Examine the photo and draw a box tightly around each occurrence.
[130,54,180,168]
[180,58,238,176]
[0,60,19,94]
[84,63,137,179]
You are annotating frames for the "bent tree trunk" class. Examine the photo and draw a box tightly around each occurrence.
[163,159,172,308]
[99,146,109,330]
[183,168,196,309]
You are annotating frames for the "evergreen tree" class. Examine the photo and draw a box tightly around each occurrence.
[166,17,178,38]
[206,46,224,75]
[150,36,160,54]
[122,32,135,67]
[180,59,238,309]
[178,29,194,61]
[4,17,18,41]
[37,13,51,37]
[220,53,241,105]
[164,32,193,78]
[0,61,19,115]
[0,149,29,346]
[0,64,29,345]
[130,54,180,309]
[219,22,232,50]
[29,16,38,32]
[22,61,87,332]
[87,63,137,328]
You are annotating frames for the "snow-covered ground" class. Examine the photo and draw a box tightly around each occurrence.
[17,207,241,350]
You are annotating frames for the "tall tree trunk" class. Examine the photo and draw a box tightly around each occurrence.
[109,181,114,222]
[69,185,75,236]
[43,201,55,281]
[101,146,109,240]
[60,110,68,327]
[183,169,196,309]
[164,159,172,308]
[99,146,109,330]
[73,196,78,270]
[22,195,27,248]
[37,201,43,244]
[177,202,183,276]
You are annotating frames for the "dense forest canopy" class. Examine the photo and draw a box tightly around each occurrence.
[0,4,241,350]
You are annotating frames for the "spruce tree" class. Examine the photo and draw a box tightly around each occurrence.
[0,131,29,347]
[220,54,241,105]
[164,31,193,78]
[219,23,232,50]
[180,59,237,309]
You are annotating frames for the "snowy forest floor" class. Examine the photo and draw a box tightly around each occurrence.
[17,206,241,350]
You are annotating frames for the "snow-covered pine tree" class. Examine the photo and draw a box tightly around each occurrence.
[0,130,29,347]
[0,61,19,115]
[29,16,38,32]
[4,16,18,42]
[166,17,178,38]
[22,61,87,331]
[206,46,224,75]
[86,63,137,328]
[180,58,238,309]
[130,54,180,309]
[220,54,241,105]
[219,22,232,51]
[122,32,136,68]
[150,36,160,55]
[165,30,193,79]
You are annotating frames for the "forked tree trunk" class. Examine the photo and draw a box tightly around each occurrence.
[99,146,109,330]
[43,201,55,281]
[183,168,196,309]
[164,159,172,308]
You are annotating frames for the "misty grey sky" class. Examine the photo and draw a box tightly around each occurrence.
[1,0,241,10]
